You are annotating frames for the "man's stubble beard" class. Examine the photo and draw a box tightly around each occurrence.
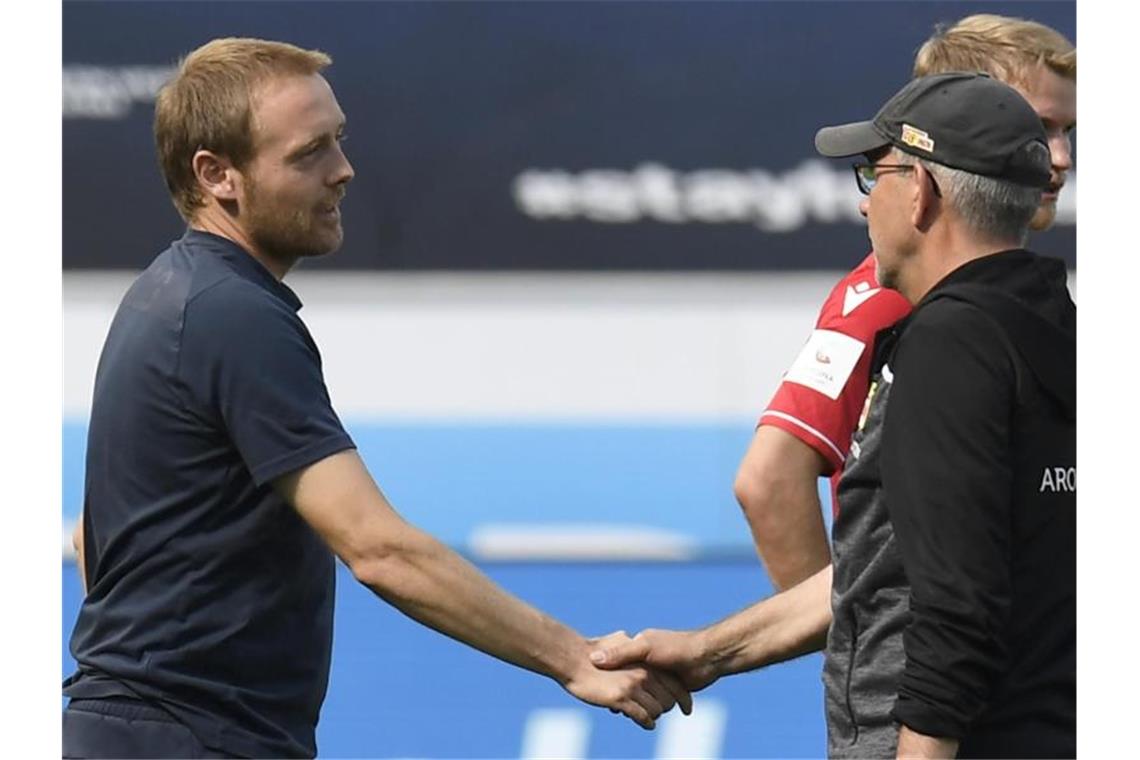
[243,180,343,266]
[874,257,898,292]
[1029,201,1057,233]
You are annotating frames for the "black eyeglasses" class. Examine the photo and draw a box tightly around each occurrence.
[852,162,942,197]
[852,163,913,194]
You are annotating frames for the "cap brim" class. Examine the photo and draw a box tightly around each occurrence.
[815,121,890,158]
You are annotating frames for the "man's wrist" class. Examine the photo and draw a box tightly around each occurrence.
[698,620,743,679]
[550,628,596,686]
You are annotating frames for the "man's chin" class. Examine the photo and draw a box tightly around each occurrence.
[299,229,344,258]
[1029,202,1058,232]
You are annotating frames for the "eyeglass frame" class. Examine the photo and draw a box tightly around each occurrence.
[852,162,942,197]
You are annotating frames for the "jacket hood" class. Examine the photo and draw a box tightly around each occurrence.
[922,250,1075,420]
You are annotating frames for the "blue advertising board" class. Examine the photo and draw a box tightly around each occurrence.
[62,416,833,756]
[63,1,1075,271]
[64,560,827,758]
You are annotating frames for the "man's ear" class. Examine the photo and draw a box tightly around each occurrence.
[192,149,241,203]
[911,162,939,231]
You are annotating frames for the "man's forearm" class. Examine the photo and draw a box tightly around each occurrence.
[280,449,695,730]
[352,523,588,683]
[281,452,591,683]
[735,426,832,590]
[701,564,832,678]
[739,480,831,591]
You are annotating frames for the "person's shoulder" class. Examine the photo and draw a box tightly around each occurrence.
[894,298,1006,371]
[183,272,298,341]
[815,253,912,337]
[906,296,991,333]
[116,244,198,317]
[189,269,274,303]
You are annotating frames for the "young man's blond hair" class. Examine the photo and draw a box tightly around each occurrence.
[914,14,1075,85]
[154,38,331,220]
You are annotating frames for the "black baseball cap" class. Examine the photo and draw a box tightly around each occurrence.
[815,72,1051,188]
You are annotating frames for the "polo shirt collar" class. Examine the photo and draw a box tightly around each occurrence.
[182,228,303,312]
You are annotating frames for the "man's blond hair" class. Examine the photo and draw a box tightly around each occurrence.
[154,38,332,221]
[914,14,1075,89]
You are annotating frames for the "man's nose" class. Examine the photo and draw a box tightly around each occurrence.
[1050,133,1073,174]
[332,143,355,185]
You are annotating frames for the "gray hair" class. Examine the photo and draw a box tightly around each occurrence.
[893,148,1044,244]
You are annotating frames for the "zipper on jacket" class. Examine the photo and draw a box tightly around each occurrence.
[844,612,860,746]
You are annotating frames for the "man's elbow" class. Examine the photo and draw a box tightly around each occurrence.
[734,429,828,534]
[344,546,390,590]
[341,523,432,599]
[340,531,402,590]
[733,442,832,590]
[734,464,787,532]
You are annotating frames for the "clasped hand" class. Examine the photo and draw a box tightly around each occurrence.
[590,627,719,694]
[562,631,693,730]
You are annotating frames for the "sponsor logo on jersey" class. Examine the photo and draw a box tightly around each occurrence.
[1039,466,1076,493]
[842,281,882,316]
[784,330,866,400]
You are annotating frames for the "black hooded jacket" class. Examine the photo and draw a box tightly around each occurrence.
[822,248,1075,758]
[883,249,1076,757]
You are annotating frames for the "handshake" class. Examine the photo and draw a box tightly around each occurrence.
[564,628,719,730]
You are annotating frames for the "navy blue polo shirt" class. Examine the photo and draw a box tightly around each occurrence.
[64,229,355,758]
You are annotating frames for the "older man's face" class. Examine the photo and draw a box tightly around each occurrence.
[861,149,916,292]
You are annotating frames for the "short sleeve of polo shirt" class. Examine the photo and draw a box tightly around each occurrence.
[760,255,912,473]
[178,279,355,486]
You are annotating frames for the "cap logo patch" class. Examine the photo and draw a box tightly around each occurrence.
[900,124,935,152]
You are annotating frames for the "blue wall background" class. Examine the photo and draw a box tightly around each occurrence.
[64,421,808,550]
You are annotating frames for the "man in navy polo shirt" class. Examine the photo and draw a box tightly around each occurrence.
[63,38,690,759]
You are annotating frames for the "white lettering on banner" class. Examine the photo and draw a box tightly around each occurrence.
[1040,466,1076,493]
[63,65,177,119]
[520,699,728,758]
[61,65,1076,227]
[521,709,590,759]
[514,161,1077,228]
[657,698,727,758]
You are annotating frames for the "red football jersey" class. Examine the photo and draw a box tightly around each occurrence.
[760,254,912,515]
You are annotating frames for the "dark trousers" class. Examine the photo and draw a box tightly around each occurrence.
[62,698,233,759]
